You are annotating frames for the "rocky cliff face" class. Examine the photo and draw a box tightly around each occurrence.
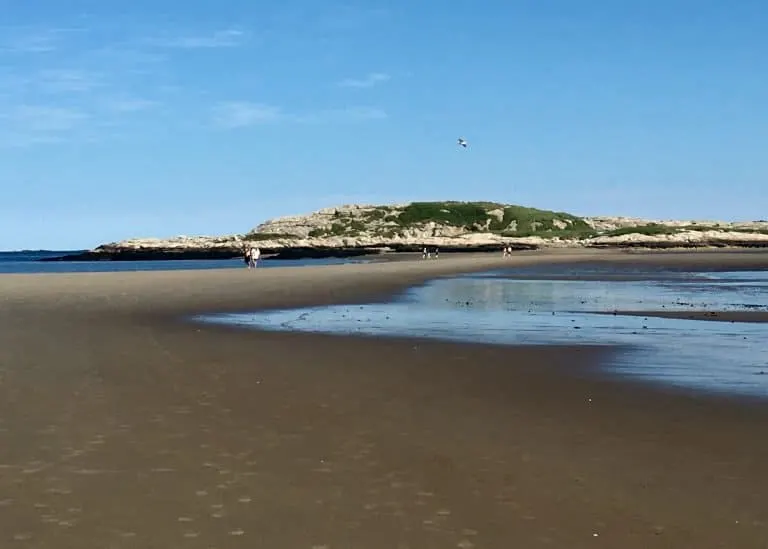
[42,201,768,262]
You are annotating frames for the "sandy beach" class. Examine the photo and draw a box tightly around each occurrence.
[1,249,768,548]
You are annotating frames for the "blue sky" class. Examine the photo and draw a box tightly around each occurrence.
[1,0,766,250]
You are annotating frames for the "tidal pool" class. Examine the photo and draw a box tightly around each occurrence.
[196,267,768,399]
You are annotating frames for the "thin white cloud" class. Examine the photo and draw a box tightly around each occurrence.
[0,100,154,147]
[211,101,282,128]
[296,106,387,123]
[103,97,158,113]
[317,6,389,31]
[1,19,389,146]
[84,46,168,69]
[0,104,89,146]
[0,68,103,97]
[0,70,28,94]
[3,105,88,132]
[37,69,104,93]
[346,106,387,120]
[147,29,247,49]
[211,101,387,128]
[0,26,84,53]
[338,72,390,88]
[4,33,57,53]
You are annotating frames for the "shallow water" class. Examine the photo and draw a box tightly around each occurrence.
[0,251,368,274]
[197,267,768,399]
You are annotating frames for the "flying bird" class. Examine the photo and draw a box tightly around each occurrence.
[457,138,468,148]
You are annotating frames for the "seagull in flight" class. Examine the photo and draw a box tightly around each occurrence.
[457,138,468,148]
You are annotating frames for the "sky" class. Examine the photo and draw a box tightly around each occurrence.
[1,0,766,250]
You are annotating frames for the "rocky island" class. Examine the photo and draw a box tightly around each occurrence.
[42,201,768,262]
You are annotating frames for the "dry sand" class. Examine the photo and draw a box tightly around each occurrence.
[1,249,768,548]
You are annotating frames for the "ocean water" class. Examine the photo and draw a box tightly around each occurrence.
[197,265,768,399]
[0,250,367,274]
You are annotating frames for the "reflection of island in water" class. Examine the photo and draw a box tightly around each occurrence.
[196,267,768,399]
[418,269,768,314]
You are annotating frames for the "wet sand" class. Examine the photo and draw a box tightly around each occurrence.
[607,310,768,323]
[2,249,768,548]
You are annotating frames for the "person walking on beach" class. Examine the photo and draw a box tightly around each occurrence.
[242,245,251,267]
[249,246,261,269]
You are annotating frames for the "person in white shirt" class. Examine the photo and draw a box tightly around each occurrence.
[249,247,261,268]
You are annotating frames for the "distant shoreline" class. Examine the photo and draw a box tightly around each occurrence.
[36,239,768,263]
[10,200,768,261]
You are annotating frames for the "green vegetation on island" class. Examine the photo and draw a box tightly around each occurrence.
[602,223,768,238]
[601,224,679,237]
[300,201,597,239]
[245,201,768,242]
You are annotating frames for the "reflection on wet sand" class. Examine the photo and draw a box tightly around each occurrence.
[199,268,768,398]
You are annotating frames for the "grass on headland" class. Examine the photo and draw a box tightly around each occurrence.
[602,224,768,238]
[393,202,596,238]
[394,202,493,228]
[601,224,679,237]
